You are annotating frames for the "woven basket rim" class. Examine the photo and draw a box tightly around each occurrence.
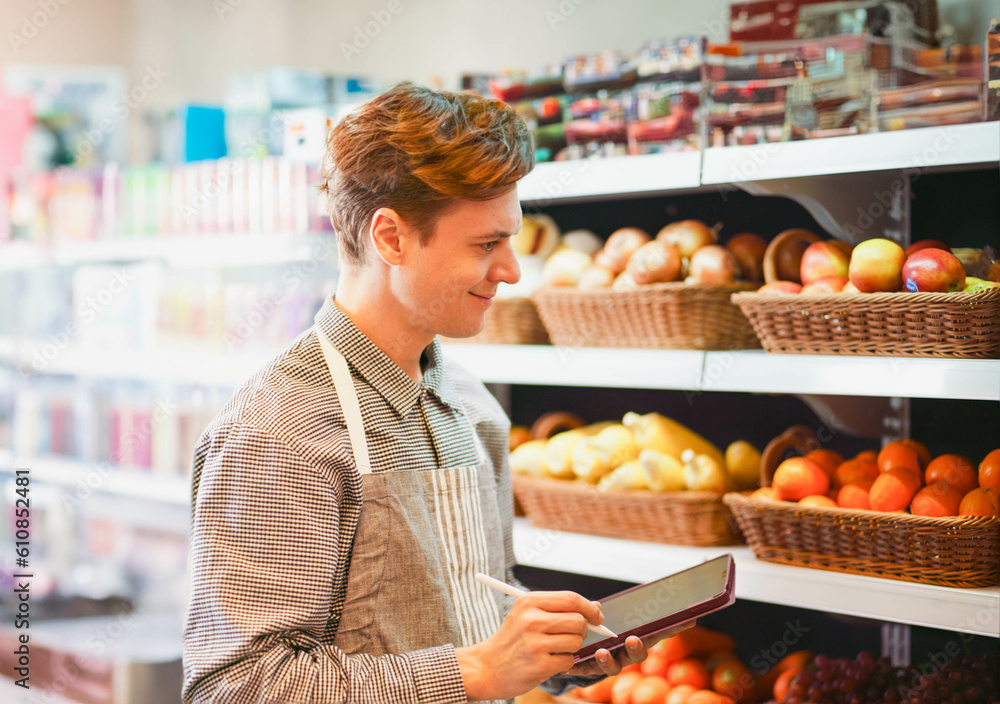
[724,491,1000,528]
[732,288,1000,304]
[535,281,761,299]
[513,474,727,504]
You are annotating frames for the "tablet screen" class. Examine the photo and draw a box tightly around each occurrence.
[580,554,732,648]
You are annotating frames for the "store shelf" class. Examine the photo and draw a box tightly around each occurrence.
[513,519,999,637]
[1,452,190,505]
[698,351,999,402]
[442,344,705,390]
[440,345,1000,401]
[702,122,1000,184]
[518,150,703,203]
[0,337,276,386]
[0,232,337,270]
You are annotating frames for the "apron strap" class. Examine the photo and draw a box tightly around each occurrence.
[317,327,373,475]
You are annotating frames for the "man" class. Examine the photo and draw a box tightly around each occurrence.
[183,82,663,704]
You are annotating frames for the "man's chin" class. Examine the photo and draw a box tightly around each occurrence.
[438,317,486,340]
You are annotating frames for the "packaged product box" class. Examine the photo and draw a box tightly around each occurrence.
[989,19,1000,121]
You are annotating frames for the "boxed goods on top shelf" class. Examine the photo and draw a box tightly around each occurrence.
[725,425,1000,587]
[733,238,1000,358]
[989,20,1000,120]
[509,409,763,546]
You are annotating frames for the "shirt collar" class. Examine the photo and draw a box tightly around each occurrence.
[313,296,466,418]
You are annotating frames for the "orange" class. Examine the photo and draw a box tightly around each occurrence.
[687,691,735,704]
[578,675,617,702]
[877,441,922,477]
[611,671,643,704]
[855,449,878,463]
[979,449,1000,490]
[870,468,921,512]
[705,651,737,672]
[640,649,672,678]
[773,668,803,702]
[774,651,813,673]
[925,454,977,496]
[901,439,932,470]
[833,458,879,489]
[910,482,963,517]
[751,487,781,501]
[806,449,844,479]
[667,684,699,704]
[632,676,671,704]
[772,457,829,501]
[837,480,874,510]
[959,487,1000,517]
[621,663,643,675]
[799,494,837,508]
[667,658,711,690]
[711,659,754,704]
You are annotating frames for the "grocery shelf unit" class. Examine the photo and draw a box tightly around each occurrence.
[1,123,998,664]
[498,121,1000,653]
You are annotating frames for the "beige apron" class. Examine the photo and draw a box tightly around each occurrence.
[317,326,509,704]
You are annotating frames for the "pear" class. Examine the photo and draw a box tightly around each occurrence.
[638,449,686,492]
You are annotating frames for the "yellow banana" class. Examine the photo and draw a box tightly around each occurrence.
[622,411,724,468]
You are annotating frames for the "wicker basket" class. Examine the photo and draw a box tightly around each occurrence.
[442,297,550,345]
[513,474,743,547]
[732,289,1000,358]
[532,283,761,350]
[724,492,1000,587]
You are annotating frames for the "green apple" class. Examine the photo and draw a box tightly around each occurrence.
[963,277,1000,293]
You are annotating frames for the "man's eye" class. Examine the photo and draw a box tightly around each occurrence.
[481,241,498,252]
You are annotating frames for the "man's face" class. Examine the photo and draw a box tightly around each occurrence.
[395,189,522,340]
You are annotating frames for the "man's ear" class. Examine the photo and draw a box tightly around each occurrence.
[369,208,405,266]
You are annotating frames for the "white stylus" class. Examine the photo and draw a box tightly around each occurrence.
[475,572,618,639]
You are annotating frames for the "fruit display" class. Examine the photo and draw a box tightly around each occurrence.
[755,236,1000,295]
[530,219,773,291]
[510,411,762,494]
[516,641,999,704]
[749,437,1000,519]
[770,650,999,704]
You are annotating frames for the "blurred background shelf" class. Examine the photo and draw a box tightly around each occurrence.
[512,519,1000,637]
[0,232,337,270]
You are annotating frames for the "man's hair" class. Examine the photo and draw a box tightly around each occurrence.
[319,82,534,267]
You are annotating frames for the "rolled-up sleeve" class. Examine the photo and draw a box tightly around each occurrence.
[182,421,468,704]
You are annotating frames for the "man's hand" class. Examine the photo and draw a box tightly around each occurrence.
[562,621,696,679]
[455,590,606,702]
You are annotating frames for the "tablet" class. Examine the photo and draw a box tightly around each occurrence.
[573,553,736,663]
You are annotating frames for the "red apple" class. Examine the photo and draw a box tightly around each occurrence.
[848,238,906,293]
[902,249,966,293]
[758,281,802,294]
[800,241,850,286]
[905,239,951,258]
[726,232,768,281]
[801,275,848,293]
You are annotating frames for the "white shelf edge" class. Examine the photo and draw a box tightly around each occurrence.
[519,150,703,202]
[513,519,1000,637]
[4,339,995,400]
[441,343,704,390]
[441,344,999,401]
[702,122,1000,184]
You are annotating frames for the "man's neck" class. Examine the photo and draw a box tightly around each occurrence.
[333,267,433,384]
